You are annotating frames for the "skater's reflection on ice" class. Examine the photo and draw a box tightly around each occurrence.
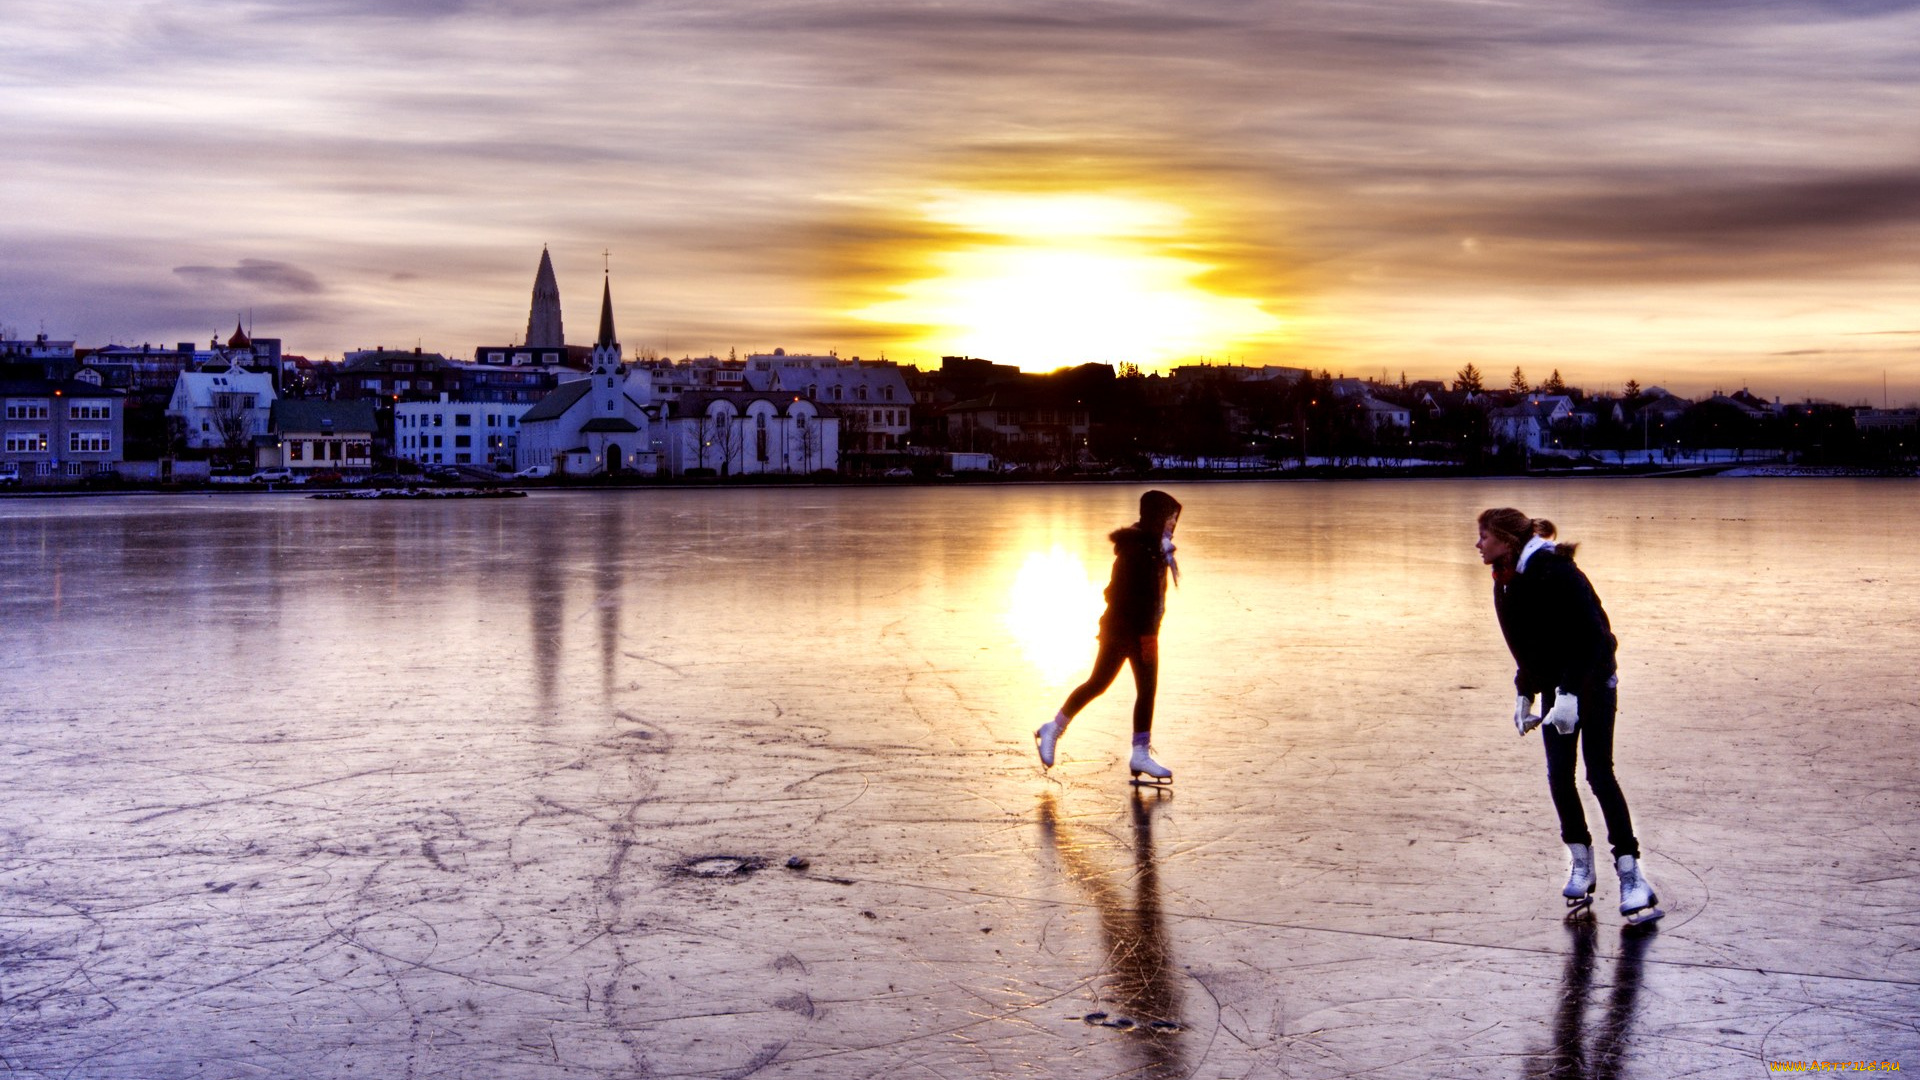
[1526,916,1652,1080]
[1036,790,1186,1079]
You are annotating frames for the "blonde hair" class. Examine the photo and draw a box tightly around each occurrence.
[1478,507,1578,560]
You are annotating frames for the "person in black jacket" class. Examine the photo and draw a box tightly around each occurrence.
[1036,490,1182,784]
[1477,507,1662,924]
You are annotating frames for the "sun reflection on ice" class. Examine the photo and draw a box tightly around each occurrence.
[1005,546,1103,685]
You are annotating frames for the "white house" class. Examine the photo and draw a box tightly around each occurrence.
[514,276,659,476]
[743,355,913,454]
[661,390,837,476]
[167,364,277,451]
[269,400,377,474]
[396,394,534,471]
[1489,395,1576,452]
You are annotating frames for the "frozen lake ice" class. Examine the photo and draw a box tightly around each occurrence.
[2,480,1917,1077]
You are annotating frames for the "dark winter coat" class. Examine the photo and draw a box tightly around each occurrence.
[1098,524,1173,640]
[1493,548,1617,697]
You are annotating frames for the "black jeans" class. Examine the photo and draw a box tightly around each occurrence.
[1541,683,1640,860]
[1061,634,1158,736]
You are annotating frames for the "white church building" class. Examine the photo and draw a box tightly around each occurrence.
[659,390,838,477]
[515,276,660,476]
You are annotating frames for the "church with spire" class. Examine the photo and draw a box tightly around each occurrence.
[470,247,593,369]
[507,245,840,477]
[516,269,659,475]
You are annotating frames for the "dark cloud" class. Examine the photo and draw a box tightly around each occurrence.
[1459,170,1920,242]
[244,0,629,19]
[174,259,326,296]
[1611,0,1920,20]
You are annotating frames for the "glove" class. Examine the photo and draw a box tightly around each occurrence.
[1544,690,1579,734]
[1513,693,1541,736]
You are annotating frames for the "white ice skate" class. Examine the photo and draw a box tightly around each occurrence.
[1563,842,1596,912]
[1615,854,1664,926]
[1035,715,1067,769]
[1129,743,1172,786]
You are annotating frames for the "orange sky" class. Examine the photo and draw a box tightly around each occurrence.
[3,1,1917,402]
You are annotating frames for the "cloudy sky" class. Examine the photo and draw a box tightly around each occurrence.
[4,0,1917,400]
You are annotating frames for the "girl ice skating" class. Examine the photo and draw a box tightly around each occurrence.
[1476,508,1662,925]
[1036,490,1182,785]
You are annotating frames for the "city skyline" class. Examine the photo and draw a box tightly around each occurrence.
[4,1,1918,403]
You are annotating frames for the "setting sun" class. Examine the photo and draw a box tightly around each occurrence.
[857,193,1283,372]
[1005,546,1103,685]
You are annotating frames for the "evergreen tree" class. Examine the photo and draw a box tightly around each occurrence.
[1509,367,1530,394]
[1541,369,1566,393]
[1624,379,1642,401]
[1453,363,1485,393]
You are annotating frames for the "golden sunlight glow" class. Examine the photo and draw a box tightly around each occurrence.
[858,192,1283,371]
[1005,546,1104,685]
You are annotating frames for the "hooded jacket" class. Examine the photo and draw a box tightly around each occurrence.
[1492,545,1617,697]
[1098,524,1174,639]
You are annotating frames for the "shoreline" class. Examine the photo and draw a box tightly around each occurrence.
[2,461,1913,499]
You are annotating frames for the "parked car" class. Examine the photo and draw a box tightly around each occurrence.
[510,465,552,479]
[249,469,304,484]
[424,466,462,482]
[0,463,20,487]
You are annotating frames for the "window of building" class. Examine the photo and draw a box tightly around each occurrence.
[432,414,443,426]
[883,386,894,401]
[455,414,471,427]
[69,402,111,420]
[289,442,304,461]
[6,402,50,420]
[66,462,82,476]
[857,386,868,401]
[831,387,842,401]
[68,432,111,453]
[433,435,443,448]
[5,433,48,452]
[455,453,471,464]
[454,435,471,448]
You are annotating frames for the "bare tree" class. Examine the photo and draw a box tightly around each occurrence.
[692,411,717,473]
[212,391,256,465]
[711,411,743,476]
[793,411,821,473]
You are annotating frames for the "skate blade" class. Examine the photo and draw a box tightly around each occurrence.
[1623,906,1664,927]
[1563,895,1594,918]
[1129,775,1173,787]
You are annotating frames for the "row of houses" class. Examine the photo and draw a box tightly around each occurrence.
[6,241,1912,480]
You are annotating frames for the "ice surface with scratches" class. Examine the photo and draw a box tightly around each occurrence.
[1,480,1916,1078]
